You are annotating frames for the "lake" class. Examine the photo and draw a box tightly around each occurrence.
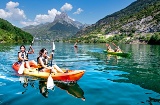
[0,42,160,105]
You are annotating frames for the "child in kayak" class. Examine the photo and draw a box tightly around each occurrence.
[37,48,64,73]
[18,45,37,69]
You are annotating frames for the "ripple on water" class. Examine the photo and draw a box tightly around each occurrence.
[1,43,160,105]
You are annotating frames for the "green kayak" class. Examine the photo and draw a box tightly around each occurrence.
[103,50,131,57]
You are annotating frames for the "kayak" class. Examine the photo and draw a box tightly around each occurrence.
[103,50,131,57]
[12,62,85,82]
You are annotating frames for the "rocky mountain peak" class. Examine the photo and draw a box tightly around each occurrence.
[54,12,73,23]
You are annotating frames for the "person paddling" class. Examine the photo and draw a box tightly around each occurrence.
[106,44,114,52]
[74,41,78,48]
[112,43,122,52]
[18,45,37,69]
[37,48,64,73]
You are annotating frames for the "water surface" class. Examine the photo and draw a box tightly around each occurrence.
[0,42,160,105]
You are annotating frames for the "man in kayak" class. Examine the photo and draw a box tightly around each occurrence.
[114,46,122,52]
[106,44,114,52]
[18,45,37,69]
[37,48,64,73]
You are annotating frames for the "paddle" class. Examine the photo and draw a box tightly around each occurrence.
[112,42,118,48]
[18,38,34,74]
[47,41,55,89]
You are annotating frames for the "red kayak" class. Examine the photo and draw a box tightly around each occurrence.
[12,61,85,82]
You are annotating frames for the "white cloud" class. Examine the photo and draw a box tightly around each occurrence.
[21,8,61,26]
[6,1,19,9]
[60,3,73,12]
[20,20,39,26]
[0,1,75,27]
[73,8,83,14]
[0,1,26,21]
[35,8,60,23]
[0,9,11,18]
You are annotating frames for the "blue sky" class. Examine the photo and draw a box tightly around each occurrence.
[0,0,136,28]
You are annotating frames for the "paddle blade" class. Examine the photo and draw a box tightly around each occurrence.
[52,42,55,50]
[47,74,55,89]
[18,62,25,74]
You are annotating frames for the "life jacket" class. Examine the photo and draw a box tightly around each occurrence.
[107,48,114,52]
[114,46,122,53]
[37,56,48,69]
[18,51,28,61]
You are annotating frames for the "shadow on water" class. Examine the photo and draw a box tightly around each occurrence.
[0,43,14,52]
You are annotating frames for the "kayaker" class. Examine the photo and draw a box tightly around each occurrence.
[106,44,114,52]
[18,45,37,69]
[114,46,122,52]
[111,43,122,52]
[74,41,78,48]
[37,48,64,73]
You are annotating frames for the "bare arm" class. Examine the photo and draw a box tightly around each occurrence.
[28,45,34,54]
[18,52,24,61]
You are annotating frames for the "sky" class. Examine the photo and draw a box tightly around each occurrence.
[0,0,136,28]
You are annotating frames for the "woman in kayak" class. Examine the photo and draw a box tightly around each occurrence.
[106,44,114,52]
[18,45,37,69]
[114,46,122,52]
[112,43,122,52]
[37,48,64,73]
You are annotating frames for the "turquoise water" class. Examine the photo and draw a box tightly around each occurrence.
[0,42,160,105]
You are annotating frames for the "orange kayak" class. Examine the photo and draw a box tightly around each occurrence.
[12,61,85,82]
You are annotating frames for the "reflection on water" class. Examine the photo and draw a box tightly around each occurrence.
[147,97,160,105]
[55,82,85,101]
[1,42,160,105]
[110,45,160,95]
[19,76,37,94]
[18,76,85,100]
[0,43,13,52]
[87,44,160,105]
[39,80,50,98]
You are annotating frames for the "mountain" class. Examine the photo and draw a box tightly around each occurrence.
[22,12,89,40]
[0,18,33,43]
[74,0,160,44]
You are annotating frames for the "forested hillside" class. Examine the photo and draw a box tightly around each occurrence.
[0,18,33,43]
[73,0,160,44]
